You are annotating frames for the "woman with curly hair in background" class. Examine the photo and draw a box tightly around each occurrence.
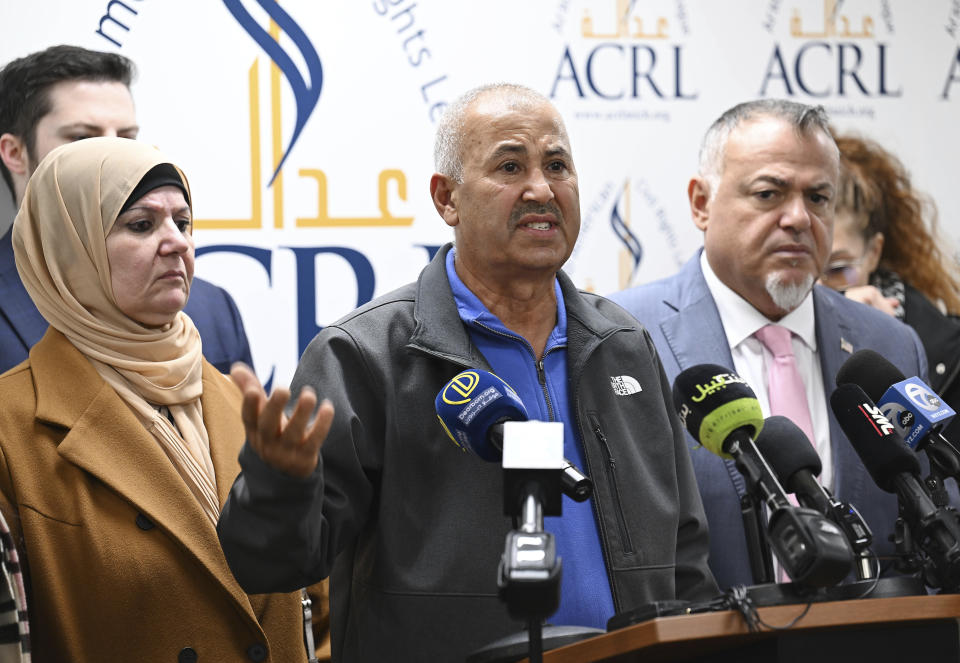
[823,132,960,438]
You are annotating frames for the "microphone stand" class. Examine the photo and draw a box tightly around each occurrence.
[891,475,960,592]
[520,489,550,662]
[922,430,960,507]
[726,433,854,589]
[498,476,561,663]
[467,422,601,663]
[740,493,774,584]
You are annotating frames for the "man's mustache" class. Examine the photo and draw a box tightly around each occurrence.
[509,202,563,225]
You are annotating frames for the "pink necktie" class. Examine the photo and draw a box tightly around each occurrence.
[754,324,816,583]
[753,324,816,447]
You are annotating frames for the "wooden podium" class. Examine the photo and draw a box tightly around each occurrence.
[523,595,960,663]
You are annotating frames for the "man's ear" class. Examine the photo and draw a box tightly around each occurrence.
[430,173,459,228]
[0,133,29,178]
[688,176,711,231]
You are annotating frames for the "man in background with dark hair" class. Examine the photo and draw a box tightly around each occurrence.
[0,45,254,374]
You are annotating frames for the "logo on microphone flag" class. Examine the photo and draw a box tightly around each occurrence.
[441,370,481,405]
[858,402,896,436]
[904,381,943,413]
[435,369,527,457]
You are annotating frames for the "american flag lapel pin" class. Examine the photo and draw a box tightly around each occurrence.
[840,337,853,354]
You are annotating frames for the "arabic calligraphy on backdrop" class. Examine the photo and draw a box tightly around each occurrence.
[790,0,874,39]
[581,0,669,39]
[296,169,413,227]
[195,14,412,230]
[182,1,436,387]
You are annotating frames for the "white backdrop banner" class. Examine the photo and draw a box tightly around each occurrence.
[2,0,958,385]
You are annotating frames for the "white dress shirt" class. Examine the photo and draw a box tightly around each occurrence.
[700,252,834,490]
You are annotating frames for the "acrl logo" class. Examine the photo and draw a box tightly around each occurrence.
[860,403,895,436]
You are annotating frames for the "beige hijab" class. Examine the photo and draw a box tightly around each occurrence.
[13,137,220,526]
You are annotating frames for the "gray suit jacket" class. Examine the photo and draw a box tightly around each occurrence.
[609,250,930,590]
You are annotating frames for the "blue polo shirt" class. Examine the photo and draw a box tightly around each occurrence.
[445,249,615,629]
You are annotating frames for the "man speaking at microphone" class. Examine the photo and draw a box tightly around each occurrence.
[610,99,940,590]
[218,83,717,662]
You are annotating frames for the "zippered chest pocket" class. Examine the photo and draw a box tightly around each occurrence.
[588,412,634,555]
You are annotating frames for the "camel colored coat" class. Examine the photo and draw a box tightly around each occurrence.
[0,329,308,663]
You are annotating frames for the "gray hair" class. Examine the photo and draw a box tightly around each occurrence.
[766,272,816,313]
[698,99,835,194]
[434,83,556,183]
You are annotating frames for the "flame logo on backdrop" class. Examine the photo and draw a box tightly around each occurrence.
[222,0,322,185]
[610,180,643,284]
[199,1,411,230]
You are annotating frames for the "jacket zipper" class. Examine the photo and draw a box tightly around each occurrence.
[535,358,556,421]
[590,414,634,555]
[474,322,560,421]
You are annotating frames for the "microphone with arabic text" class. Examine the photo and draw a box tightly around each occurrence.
[754,415,874,578]
[673,364,853,587]
[435,368,592,502]
[830,383,960,590]
[836,349,960,496]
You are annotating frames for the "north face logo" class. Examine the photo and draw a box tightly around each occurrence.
[610,375,642,396]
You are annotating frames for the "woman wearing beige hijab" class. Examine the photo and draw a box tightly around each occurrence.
[0,137,328,662]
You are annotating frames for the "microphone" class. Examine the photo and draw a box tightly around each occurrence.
[672,365,765,460]
[435,368,592,502]
[754,415,874,578]
[673,364,853,587]
[830,383,960,589]
[836,350,960,487]
[435,369,565,625]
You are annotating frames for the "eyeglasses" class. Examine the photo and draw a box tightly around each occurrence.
[820,258,866,291]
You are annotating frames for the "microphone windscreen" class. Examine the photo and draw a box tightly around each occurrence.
[754,415,822,481]
[835,349,906,402]
[830,383,921,492]
[672,364,764,458]
[435,368,528,462]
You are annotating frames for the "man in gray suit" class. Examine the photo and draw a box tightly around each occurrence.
[610,99,932,590]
